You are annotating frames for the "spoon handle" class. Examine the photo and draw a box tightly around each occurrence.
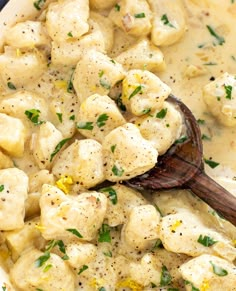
[185,171,236,226]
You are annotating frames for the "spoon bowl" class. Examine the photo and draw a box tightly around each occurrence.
[126,95,236,226]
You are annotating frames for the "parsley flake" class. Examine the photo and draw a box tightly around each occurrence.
[161,14,175,28]
[103,250,112,257]
[43,264,53,273]
[129,85,143,99]
[156,108,168,119]
[114,3,120,11]
[96,113,109,128]
[151,282,157,288]
[35,252,50,267]
[69,115,75,121]
[210,261,228,276]
[116,95,126,111]
[36,289,44,291]
[134,12,146,18]
[99,70,104,78]
[98,224,111,243]
[204,158,219,169]
[111,144,117,153]
[77,121,94,130]
[33,0,45,10]
[7,82,16,90]
[175,135,188,144]
[224,84,233,99]
[184,280,200,291]
[197,235,218,247]
[99,288,106,291]
[2,286,6,291]
[206,25,225,46]
[152,239,163,250]
[142,108,152,115]
[112,165,124,177]
[100,187,117,205]
[66,228,83,238]
[0,185,4,192]
[78,265,88,275]
[67,69,75,93]
[197,119,205,125]
[201,134,211,141]
[25,109,44,125]
[67,31,73,37]
[56,113,63,123]
[99,79,111,90]
[160,265,172,286]
[50,138,71,162]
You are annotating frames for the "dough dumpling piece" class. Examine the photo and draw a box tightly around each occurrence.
[203,72,236,126]
[109,0,152,37]
[90,0,117,10]
[40,185,107,241]
[179,254,236,291]
[52,139,105,189]
[46,0,89,42]
[77,94,126,143]
[0,47,46,87]
[148,0,186,46]
[115,38,165,72]
[73,50,125,103]
[135,101,183,155]
[5,21,50,48]
[0,168,28,230]
[10,248,75,291]
[103,123,158,182]
[122,69,171,116]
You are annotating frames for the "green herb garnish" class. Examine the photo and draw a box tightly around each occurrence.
[151,282,157,288]
[100,187,117,205]
[134,12,146,18]
[210,261,228,276]
[66,228,83,238]
[99,79,111,90]
[0,185,4,192]
[197,119,205,125]
[69,115,75,121]
[99,288,106,291]
[103,250,112,257]
[206,25,225,46]
[2,286,6,291]
[77,121,94,130]
[201,134,211,141]
[111,144,117,153]
[161,14,175,28]
[43,264,53,272]
[114,3,120,11]
[78,265,88,275]
[33,0,45,10]
[112,165,124,177]
[204,158,219,169]
[99,70,104,78]
[50,138,71,162]
[142,108,151,114]
[98,224,111,243]
[67,69,75,93]
[96,113,109,128]
[128,85,143,99]
[175,135,188,144]
[160,265,172,286]
[116,95,126,111]
[67,32,73,37]
[156,108,168,119]
[184,280,200,291]
[224,85,233,99]
[56,113,63,123]
[7,82,16,90]
[197,235,217,247]
[152,239,163,250]
[35,252,50,267]
[25,109,44,125]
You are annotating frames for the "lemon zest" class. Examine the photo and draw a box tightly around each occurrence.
[35,224,46,232]
[54,80,67,91]
[170,220,182,232]
[16,48,22,57]
[200,279,210,291]
[89,278,106,288]
[56,175,73,194]
[116,278,143,291]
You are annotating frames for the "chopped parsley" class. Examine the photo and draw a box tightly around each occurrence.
[156,108,168,119]
[161,14,175,28]
[99,79,111,90]
[175,135,188,144]
[114,3,120,11]
[184,280,200,291]
[66,228,83,238]
[128,85,143,99]
[99,70,104,78]
[152,239,163,250]
[154,204,164,217]
[35,251,50,267]
[224,84,233,99]
[78,265,88,275]
[116,95,126,111]
[204,158,219,169]
[151,282,157,288]
[56,113,63,123]
[111,144,117,153]
[201,134,211,141]
[33,0,45,10]
[142,108,151,115]
[206,25,225,46]
[44,240,69,261]
[160,265,172,286]
[210,261,228,276]
[96,113,109,128]
[98,224,111,243]
[7,82,16,90]
[203,62,218,66]
[50,138,71,162]
[67,31,73,37]
[134,12,146,18]
[112,164,124,177]
[99,288,106,291]
[197,119,205,125]
[100,187,117,205]
[43,264,53,272]
[25,109,44,125]
[197,235,218,247]
[67,69,75,93]
[77,121,94,130]
[2,286,6,291]
[69,115,75,121]
[36,289,44,291]
[0,185,4,192]
[103,250,112,257]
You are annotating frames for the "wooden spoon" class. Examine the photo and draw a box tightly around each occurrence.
[126,95,236,226]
